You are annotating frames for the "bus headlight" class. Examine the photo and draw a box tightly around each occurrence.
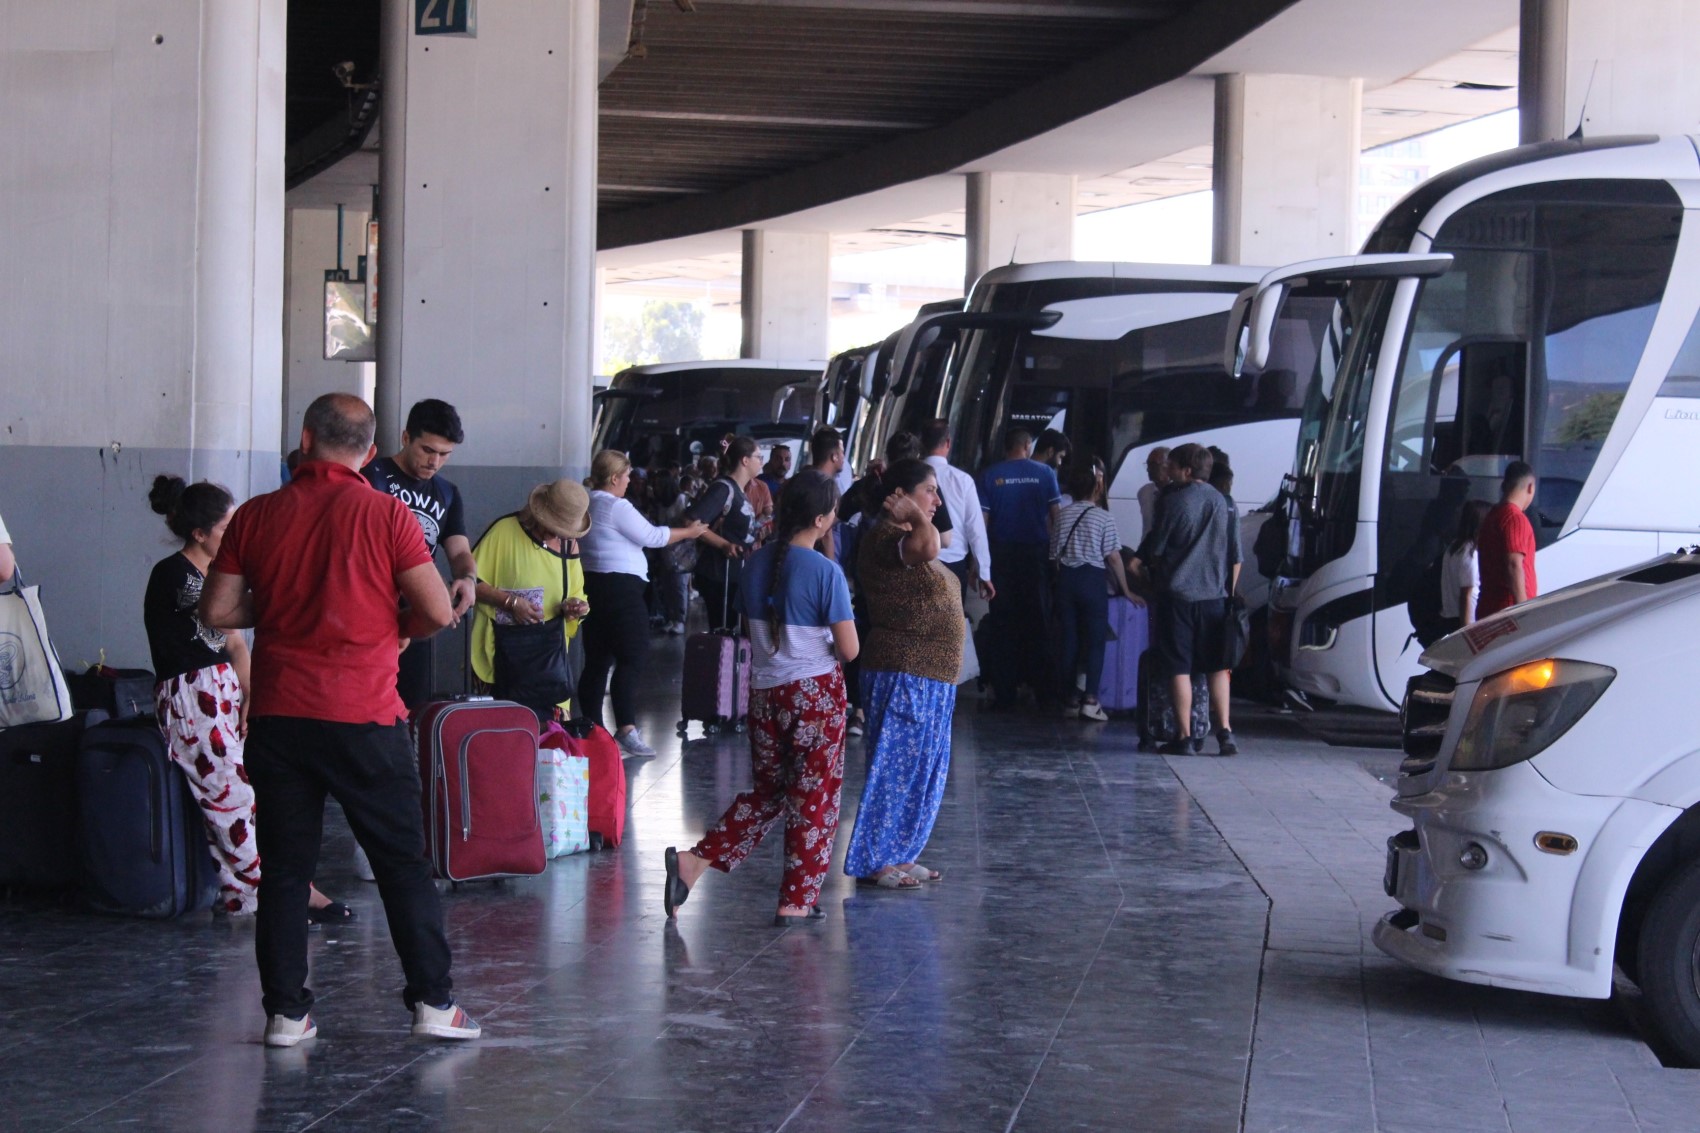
[1451,659,1615,771]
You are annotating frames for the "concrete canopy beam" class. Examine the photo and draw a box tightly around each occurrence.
[1520,0,1700,143]
[1212,72,1361,266]
[740,231,831,362]
[598,0,1298,249]
[965,173,1076,294]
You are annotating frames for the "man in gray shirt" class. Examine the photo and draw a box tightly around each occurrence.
[1141,442,1240,755]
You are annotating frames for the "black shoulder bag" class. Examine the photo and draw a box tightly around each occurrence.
[491,540,578,713]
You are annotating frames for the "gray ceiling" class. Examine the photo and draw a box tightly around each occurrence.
[596,0,1299,248]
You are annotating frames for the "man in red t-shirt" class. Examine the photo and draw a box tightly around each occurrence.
[200,394,476,1048]
[1475,461,1538,619]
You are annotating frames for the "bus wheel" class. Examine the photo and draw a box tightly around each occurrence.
[1635,857,1700,1066]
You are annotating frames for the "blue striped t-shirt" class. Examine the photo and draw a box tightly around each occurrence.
[739,544,854,689]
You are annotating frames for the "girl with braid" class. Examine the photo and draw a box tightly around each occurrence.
[664,473,858,926]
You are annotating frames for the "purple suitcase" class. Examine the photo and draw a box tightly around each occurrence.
[679,632,750,737]
[1098,596,1149,711]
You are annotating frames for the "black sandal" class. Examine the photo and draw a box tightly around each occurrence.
[664,847,692,919]
[307,900,356,925]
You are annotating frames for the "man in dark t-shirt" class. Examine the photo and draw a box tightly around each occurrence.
[363,399,478,708]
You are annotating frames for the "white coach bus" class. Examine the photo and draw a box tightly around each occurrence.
[1236,134,1700,711]
[901,262,1335,547]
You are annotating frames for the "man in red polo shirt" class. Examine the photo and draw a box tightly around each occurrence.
[1475,461,1538,620]
[200,393,476,1048]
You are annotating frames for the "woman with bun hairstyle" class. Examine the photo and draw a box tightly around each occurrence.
[145,475,348,921]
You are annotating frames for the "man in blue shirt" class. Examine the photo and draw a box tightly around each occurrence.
[979,428,1062,709]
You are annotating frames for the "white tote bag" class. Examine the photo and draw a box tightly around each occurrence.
[0,573,74,727]
[955,615,980,686]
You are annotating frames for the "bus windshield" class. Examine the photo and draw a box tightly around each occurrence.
[942,277,1320,479]
[593,366,819,467]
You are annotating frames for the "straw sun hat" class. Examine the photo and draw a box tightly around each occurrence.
[525,480,591,540]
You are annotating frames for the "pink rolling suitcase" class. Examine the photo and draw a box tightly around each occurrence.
[679,631,750,737]
[415,697,545,881]
[1098,596,1149,712]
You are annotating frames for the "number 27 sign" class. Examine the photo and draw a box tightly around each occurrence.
[415,0,476,37]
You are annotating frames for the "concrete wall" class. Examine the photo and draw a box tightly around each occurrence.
[388,0,581,476]
[0,1,284,669]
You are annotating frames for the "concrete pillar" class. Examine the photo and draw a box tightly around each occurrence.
[1520,0,1700,143]
[562,0,599,477]
[379,0,601,530]
[0,0,285,667]
[740,230,831,362]
[964,172,1075,293]
[284,208,376,446]
[1212,73,1361,266]
[193,0,285,489]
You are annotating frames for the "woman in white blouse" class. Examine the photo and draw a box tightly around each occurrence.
[579,451,706,755]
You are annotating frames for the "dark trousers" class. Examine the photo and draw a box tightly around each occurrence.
[245,716,452,1019]
[579,571,650,730]
[396,635,434,711]
[985,540,1055,705]
[695,568,740,633]
[1057,564,1109,701]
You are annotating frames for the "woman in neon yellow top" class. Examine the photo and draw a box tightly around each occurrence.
[471,480,591,716]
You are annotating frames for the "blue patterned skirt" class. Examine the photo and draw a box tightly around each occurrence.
[842,669,956,877]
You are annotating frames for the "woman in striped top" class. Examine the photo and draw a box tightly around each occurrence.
[1052,460,1139,722]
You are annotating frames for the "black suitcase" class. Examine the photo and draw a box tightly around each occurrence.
[77,717,219,918]
[1136,649,1210,752]
[0,709,109,889]
[64,665,155,720]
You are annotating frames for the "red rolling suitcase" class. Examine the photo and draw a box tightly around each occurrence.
[415,697,546,882]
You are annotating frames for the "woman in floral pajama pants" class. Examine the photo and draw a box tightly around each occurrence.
[664,474,859,926]
[690,670,847,909]
[155,663,261,913]
[144,475,348,921]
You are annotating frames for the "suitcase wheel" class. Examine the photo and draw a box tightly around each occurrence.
[705,722,720,735]
[733,720,745,734]
[676,719,689,736]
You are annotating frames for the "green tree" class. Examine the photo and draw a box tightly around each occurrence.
[603,301,704,372]
[1554,390,1624,444]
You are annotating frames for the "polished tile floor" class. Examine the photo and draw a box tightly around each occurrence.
[5,644,1696,1131]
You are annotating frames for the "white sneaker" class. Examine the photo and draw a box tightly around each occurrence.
[353,844,376,883]
[411,1001,481,1041]
[264,1012,318,1047]
[1079,701,1109,722]
[667,621,686,636]
[617,729,656,757]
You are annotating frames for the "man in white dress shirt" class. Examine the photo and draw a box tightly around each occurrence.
[922,420,995,601]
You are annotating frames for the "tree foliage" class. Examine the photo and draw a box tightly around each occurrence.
[604,301,705,372]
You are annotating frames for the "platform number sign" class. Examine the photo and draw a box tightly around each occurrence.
[415,0,476,37]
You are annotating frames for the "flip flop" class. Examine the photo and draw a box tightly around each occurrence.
[772,906,827,927]
[903,864,942,883]
[857,869,922,891]
[664,847,692,918]
[306,900,356,925]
